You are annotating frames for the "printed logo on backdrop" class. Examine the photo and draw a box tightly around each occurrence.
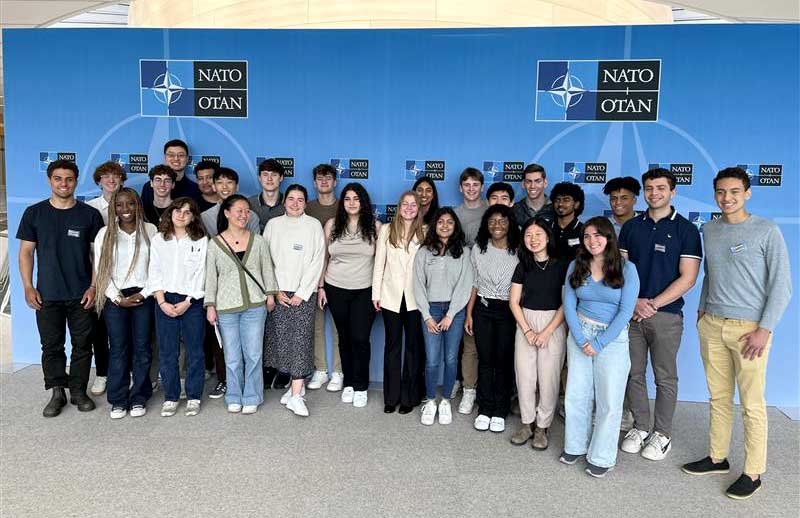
[648,163,693,185]
[255,157,295,177]
[482,161,525,183]
[140,59,248,118]
[187,155,221,170]
[536,59,661,122]
[688,212,722,232]
[331,158,369,179]
[373,204,397,224]
[405,160,446,181]
[737,163,783,187]
[39,151,77,173]
[111,153,149,175]
[563,162,607,184]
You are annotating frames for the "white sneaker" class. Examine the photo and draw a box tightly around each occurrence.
[489,417,505,433]
[110,406,127,419]
[438,399,453,425]
[307,370,329,390]
[286,395,309,417]
[242,405,258,415]
[130,405,146,418]
[620,409,634,432]
[621,428,650,454]
[641,431,672,461]
[160,400,179,417]
[420,400,437,425]
[90,376,107,396]
[280,386,305,405]
[450,380,461,399]
[474,414,490,431]
[327,372,344,392]
[458,388,476,415]
[185,399,201,416]
[341,386,355,404]
[353,390,368,408]
[227,403,242,413]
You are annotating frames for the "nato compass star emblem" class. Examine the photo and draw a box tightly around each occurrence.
[487,163,499,180]
[334,161,346,176]
[566,164,581,181]
[152,71,184,105]
[692,214,706,231]
[548,72,586,109]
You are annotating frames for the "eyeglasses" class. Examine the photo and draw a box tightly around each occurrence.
[488,218,509,227]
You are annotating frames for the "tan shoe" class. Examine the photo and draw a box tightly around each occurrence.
[510,423,534,445]
[532,427,549,450]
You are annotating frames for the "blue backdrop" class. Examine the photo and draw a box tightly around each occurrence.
[4,25,798,406]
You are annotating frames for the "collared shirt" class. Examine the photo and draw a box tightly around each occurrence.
[551,217,583,261]
[248,192,285,233]
[200,203,261,237]
[512,195,555,226]
[618,207,702,314]
[608,213,639,236]
[94,223,158,300]
[87,196,110,225]
[147,233,208,299]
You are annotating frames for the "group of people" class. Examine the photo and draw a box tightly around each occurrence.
[17,138,791,500]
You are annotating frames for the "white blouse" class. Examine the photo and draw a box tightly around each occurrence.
[147,232,208,299]
[94,223,158,300]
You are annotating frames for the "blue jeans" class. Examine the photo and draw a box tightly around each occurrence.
[421,303,465,400]
[103,298,154,407]
[217,305,267,406]
[154,293,206,401]
[564,319,630,469]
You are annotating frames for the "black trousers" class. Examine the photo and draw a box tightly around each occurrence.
[91,311,109,377]
[36,300,95,391]
[203,320,226,382]
[326,283,375,392]
[473,298,516,418]
[382,296,425,407]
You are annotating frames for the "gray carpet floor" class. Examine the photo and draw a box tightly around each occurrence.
[1,366,798,517]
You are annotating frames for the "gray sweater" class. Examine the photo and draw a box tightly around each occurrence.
[412,246,474,322]
[699,215,792,330]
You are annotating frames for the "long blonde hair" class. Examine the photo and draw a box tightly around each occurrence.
[95,188,151,313]
[388,191,425,250]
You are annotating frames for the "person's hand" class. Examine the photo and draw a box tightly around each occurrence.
[278,291,291,307]
[317,288,327,309]
[118,294,144,308]
[523,329,536,346]
[439,315,453,331]
[633,298,657,321]
[24,286,42,310]
[289,295,303,307]
[581,342,597,357]
[266,295,276,312]
[740,327,771,361]
[81,286,96,309]
[534,328,552,348]
[160,302,179,318]
[173,300,191,316]
[425,318,440,334]
[372,300,381,312]
[464,315,474,336]
[206,306,218,325]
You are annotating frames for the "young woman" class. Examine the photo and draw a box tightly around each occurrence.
[147,197,208,417]
[94,188,157,418]
[413,176,440,226]
[466,204,520,433]
[372,191,426,414]
[318,183,380,408]
[413,207,473,426]
[560,216,639,478]
[508,217,569,449]
[205,194,278,414]
[263,185,325,417]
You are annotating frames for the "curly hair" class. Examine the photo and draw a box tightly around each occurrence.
[421,207,466,259]
[475,204,519,255]
[158,197,206,241]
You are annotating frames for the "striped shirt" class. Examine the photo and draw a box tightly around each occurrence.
[471,242,519,301]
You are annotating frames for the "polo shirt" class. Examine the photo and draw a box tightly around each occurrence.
[618,207,702,314]
[248,192,285,233]
[551,217,583,261]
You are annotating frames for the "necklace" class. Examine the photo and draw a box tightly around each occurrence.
[534,258,549,271]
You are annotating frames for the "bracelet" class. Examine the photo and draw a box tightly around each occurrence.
[158,301,167,306]
[524,329,533,335]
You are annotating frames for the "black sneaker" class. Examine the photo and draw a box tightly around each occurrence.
[681,456,731,476]
[559,451,584,465]
[725,474,762,500]
[585,463,614,478]
[209,382,227,399]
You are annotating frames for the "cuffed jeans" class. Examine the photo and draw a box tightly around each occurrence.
[421,303,465,400]
[218,305,267,406]
[155,293,205,401]
[103,298,154,407]
[565,319,630,469]
[36,299,95,391]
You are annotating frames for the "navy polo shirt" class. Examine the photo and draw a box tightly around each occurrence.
[618,207,702,314]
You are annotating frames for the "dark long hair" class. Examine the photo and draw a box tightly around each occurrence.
[413,176,440,225]
[421,207,466,259]
[519,217,557,271]
[216,194,251,235]
[331,182,377,244]
[568,216,625,289]
[159,197,205,241]
[475,204,519,255]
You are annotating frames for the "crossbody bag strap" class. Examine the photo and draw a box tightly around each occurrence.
[216,234,267,296]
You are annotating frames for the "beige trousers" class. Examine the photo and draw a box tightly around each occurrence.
[314,305,341,373]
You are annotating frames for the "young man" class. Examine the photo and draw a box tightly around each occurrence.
[249,158,286,233]
[87,161,126,225]
[304,163,343,392]
[140,139,202,208]
[512,163,554,226]
[682,167,791,500]
[143,165,176,225]
[549,182,585,261]
[603,176,641,236]
[194,160,220,212]
[486,182,515,207]
[619,168,702,461]
[17,160,104,417]
[200,167,260,237]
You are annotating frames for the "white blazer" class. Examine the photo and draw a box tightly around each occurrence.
[371,224,421,313]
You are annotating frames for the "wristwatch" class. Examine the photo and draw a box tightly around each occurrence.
[113,295,122,305]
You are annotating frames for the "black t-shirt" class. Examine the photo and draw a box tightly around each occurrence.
[552,218,584,262]
[144,204,168,226]
[511,257,570,311]
[16,200,104,301]
[197,196,217,213]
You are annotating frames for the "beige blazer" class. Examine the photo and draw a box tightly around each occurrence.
[371,224,421,313]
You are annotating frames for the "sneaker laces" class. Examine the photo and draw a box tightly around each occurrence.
[648,432,669,451]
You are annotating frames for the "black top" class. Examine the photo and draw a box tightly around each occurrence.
[235,251,245,261]
[197,196,217,213]
[511,257,570,311]
[144,204,168,226]
[16,200,104,301]
[551,218,584,262]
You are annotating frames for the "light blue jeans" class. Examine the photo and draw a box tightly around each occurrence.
[421,303,465,400]
[564,318,630,469]
[218,305,267,406]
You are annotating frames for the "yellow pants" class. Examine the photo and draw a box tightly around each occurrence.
[698,314,772,475]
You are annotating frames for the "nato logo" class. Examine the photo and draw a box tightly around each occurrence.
[649,163,693,185]
[563,162,607,184]
[256,157,295,177]
[39,152,77,173]
[483,161,524,183]
[536,60,660,122]
[331,158,369,179]
[187,155,221,171]
[737,163,782,187]
[111,153,149,175]
[140,59,248,118]
[372,204,397,224]
[405,160,446,181]
[688,212,722,232]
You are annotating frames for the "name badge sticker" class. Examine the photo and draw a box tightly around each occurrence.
[67,229,80,238]
[567,238,580,246]
[654,243,666,253]
[292,243,304,251]
[730,243,746,255]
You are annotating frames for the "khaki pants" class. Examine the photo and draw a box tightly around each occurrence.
[314,305,340,373]
[698,314,771,475]
[461,333,478,389]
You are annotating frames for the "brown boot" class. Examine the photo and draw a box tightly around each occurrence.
[532,427,549,450]
[510,423,534,445]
